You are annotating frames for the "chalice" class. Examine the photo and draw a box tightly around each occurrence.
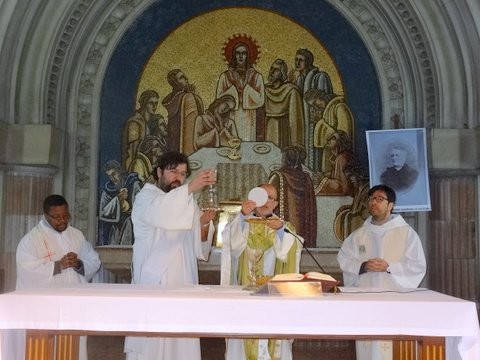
[227,138,242,160]
[244,247,264,290]
[200,168,219,211]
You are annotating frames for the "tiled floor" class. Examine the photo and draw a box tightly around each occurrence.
[88,336,356,359]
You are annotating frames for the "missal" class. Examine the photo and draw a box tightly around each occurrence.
[269,272,339,293]
[270,272,337,282]
[256,281,324,297]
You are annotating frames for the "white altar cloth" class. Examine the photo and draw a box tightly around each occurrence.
[0,283,479,359]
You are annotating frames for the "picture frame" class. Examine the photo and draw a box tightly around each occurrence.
[366,128,431,212]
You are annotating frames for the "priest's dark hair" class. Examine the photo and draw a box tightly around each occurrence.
[368,184,396,204]
[43,194,68,212]
[152,151,191,181]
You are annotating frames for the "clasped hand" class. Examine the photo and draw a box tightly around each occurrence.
[365,258,389,272]
[60,252,79,270]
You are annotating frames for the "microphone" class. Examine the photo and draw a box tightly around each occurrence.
[284,228,327,274]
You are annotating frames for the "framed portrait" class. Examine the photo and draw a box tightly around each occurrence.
[366,128,431,212]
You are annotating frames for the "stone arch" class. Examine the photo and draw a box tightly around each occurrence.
[330,0,437,128]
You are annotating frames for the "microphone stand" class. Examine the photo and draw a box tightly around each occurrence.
[284,228,327,274]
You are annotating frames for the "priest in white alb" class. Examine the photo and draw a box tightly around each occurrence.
[124,151,217,360]
[337,184,426,360]
[221,183,303,360]
[15,194,101,360]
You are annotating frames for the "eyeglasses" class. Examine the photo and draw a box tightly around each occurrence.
[46,213,71,222]
[368,196,388,203]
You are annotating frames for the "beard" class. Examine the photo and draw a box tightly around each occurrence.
[267,72,280,84]
[217,113,233,127]
[159,180,181,193]
[219,108,231,117]
[215,107,232,121]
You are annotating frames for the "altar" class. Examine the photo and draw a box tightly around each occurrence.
[1,283,479,360]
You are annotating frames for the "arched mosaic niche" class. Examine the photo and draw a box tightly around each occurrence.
[95,0,381,246]
[62,0,436,240]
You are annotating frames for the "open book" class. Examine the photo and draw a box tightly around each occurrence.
[270,272,339,292]
[270,272,337,282]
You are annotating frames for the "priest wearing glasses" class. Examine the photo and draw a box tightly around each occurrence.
[337,184,426,360]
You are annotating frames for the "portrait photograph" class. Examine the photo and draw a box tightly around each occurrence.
[366,128,431,212]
